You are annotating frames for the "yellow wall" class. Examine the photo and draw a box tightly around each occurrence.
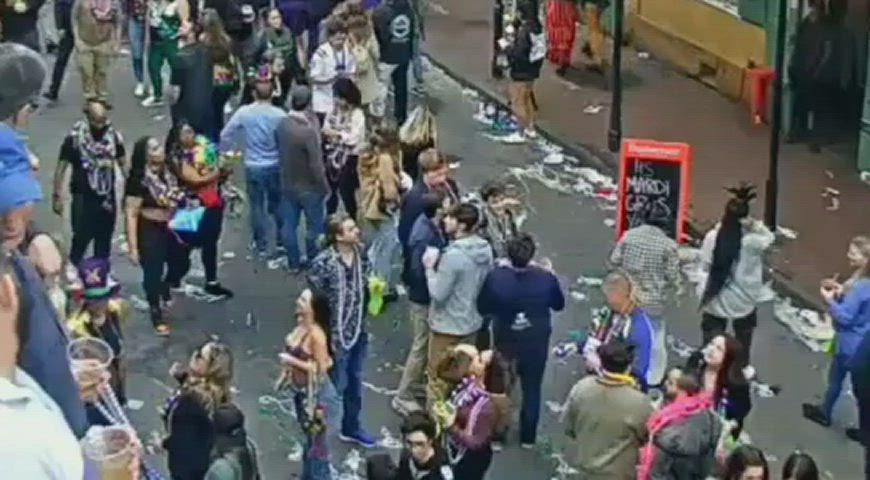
[629,0,767,98]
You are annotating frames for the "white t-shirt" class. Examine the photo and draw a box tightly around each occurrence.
[0,368,84,480]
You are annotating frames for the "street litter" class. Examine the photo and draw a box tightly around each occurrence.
[557,78,581,91]
[545,400,566,415]
[570,291,588,302]
[551,453,579,477]
[576,275,604,287]
[776,226,798,240]
[268,257,288,270]
[773,297,834,352]
[861,171,870,185]
[343,449,364,473]
[126,399,144,411]
[130,295,149,312]
[583,105,603,114]
[362,382,399,396]
[378,426,403,449]
[221,251,236,259]
[245,311,258,331]
[637,51,650,59]
[751,381,780,398]
[287,441,303,462]
[603,218,616,228]
[258,394,297,418]
[543,152,565,165]
[666,335,695,359]
[448,161,461,170]
[180,283,224,303]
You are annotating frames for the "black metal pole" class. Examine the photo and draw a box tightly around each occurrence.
[607,0,625,153]
[765,0,787,228]
[492,0,505,79]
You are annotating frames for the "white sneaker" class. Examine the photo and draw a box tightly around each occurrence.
[141,95,164,107]
[134,83,146,98]
[524,128,538,140]
[498,131,526,144]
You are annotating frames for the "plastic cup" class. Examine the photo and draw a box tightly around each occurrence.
[81,426,135,480]
[67,337,114,389]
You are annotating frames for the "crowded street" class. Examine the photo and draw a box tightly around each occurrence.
[1,0,870,479]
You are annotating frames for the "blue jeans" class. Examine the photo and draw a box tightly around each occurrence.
[823,354,851,418]
[366,217,400,287]
[128,17,145,83]
[282,191,326,268]
[245,166,283,252]
[292,378,342,480]
[329,332,368,436]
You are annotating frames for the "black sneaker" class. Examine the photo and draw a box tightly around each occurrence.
[205,282,234,299]
[43,91,58,102]
[801,403,831,427]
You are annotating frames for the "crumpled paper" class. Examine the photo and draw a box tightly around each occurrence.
[666,335,695,359]
[362,382,399,396]
[378,426,403,449]
[773,298,834,352]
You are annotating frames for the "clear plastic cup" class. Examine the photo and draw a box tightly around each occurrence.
[67,337,113,387]
[81,426,135,480]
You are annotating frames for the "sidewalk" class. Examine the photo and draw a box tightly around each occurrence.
[423,0,869,307]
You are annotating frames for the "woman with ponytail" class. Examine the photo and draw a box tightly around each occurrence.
[698,184,774,363]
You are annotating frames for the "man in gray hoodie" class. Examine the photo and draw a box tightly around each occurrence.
[276,85,328,272]
[422,202,493,407]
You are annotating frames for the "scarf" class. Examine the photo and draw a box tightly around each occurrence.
[143,165,185,208]
[637,394,713,480]
[72,120,118,200]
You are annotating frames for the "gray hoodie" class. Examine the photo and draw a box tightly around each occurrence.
[426,234,494,336]
[648,408,721,480]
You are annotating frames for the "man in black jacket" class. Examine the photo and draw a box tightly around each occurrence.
[505,0,544,143]
[367,412,453,480]
[372,0,415,124]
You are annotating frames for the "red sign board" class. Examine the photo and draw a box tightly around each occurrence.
[616,139,692,243]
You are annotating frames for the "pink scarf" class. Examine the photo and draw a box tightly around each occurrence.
[637,394,713,480]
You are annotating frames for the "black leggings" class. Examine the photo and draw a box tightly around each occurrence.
[701,309,757,363]
[137,217,171,310]
[167,206,224,285]
[326,155,359,220]
[453,446,493,480]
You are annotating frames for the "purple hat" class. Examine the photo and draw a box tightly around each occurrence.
[78,257,120,300]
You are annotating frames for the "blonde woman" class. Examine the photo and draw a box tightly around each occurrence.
[347,14,380,112]
[162,340,234,479]
[804,236,870,428]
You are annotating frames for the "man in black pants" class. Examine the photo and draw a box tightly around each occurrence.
[43,0,75,101]
[52,100,126,265]
[373,0,415,124]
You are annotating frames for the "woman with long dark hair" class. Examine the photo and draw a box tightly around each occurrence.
[124,136,185,335]
[164,121,234,300]
[782,451,819,480]
[206,403,260,480]
[323,77,366,220]
[201,9,241,141]
[722,445,769,480]
[275,288,340,480]
[686,334,751,440]
[699,184,774,362]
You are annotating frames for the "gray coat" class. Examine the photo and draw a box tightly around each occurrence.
[426,234,494,336]
[648,408,721,480]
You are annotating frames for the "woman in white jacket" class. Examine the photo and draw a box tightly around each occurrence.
[309,17,357,123]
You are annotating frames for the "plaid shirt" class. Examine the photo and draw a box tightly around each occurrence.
[609,225,680,316]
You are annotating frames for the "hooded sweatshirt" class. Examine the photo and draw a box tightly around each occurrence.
[426,234,493,336]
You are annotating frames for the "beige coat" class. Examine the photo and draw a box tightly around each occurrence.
[358,150,401,222]
[351,35,380,106]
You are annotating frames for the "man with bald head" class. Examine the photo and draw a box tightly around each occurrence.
[52,100,126,265]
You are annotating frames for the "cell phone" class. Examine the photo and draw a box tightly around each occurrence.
[278,353,293,364]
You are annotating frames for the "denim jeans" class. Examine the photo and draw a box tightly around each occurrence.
[823,354,851,418]
[329,332,368,436]
[366,217,400,287]
[292,378,342,480]
[245,165,284,252]
[128,17,145,83]
[282,190,326,268]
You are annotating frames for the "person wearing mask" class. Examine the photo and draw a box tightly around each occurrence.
[124,136,185,335]
[275,288,341,479]
[348,14,379,112]
[220,69,286,258]
[562,340,652,479]
[52,100,126,266]
[637,373,721,480]
[476,180,519,260]
[71,0,120,105]
[0,0,47,50]
[162,340,234,480]
[0,43,91,440]
[422,203,494,409]
[367,412,452,480]
[372,0,414,124]
[579,270,654,390]
[504,0,544,143]
[141,0,191,107]
[310,17,356,122]
[722,445,769,480]
[477,233,564,448]
[392,192,446,415]
[307,214,377,448]
[323,77,366,220]
[545,0,577,76]
[201,9,241,140]
[849,329,870,478]
[781,451,820,480]
[205,404,261,480]
[126,0,148,98]
[609,214,681,388]
[686,334,752,441]
[164,121,235,299]
[804,236,870,428]
[43,0,76,101]
[699,184,774,363]
[358,123,403,297]
[277,85,328,273]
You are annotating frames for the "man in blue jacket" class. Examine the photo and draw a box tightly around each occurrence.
[392,192,446,415]
[478,233,564,447]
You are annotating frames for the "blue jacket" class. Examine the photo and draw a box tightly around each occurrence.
[584,308,654,391]
[405,215,447,305]
[398,179,458,249]
[478,265,565,344]
[13,253,89,439]
[829,278,870,359]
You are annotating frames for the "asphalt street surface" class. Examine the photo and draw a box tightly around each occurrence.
[28,52,865,479]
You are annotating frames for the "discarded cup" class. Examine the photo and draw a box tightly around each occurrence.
[81,425,136,480]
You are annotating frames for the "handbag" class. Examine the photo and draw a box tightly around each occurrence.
[169,207,205,233]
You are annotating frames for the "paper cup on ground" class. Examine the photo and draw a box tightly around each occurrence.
[81,426,135,480]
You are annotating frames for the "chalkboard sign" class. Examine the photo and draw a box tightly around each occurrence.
[616,139,692,243]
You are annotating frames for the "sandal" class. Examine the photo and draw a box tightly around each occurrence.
[150,307,171,337]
